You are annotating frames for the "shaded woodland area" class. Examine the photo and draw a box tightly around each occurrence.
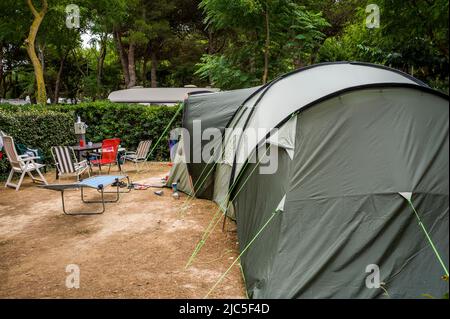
[0,0,448,104]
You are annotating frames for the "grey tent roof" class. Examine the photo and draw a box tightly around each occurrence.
[183,86,260,135]
[108,87,219,104]
[182,62,429,198]
[231,62,427,183]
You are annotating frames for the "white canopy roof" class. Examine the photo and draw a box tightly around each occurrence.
[108,87,219,104]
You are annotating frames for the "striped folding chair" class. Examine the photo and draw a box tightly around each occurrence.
[3,135,48,191]
[51,146,90,181]
[122,140,152,171]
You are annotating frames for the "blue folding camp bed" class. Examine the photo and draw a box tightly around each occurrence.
[40,175,131,215]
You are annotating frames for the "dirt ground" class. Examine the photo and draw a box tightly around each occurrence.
[0,162,245,298]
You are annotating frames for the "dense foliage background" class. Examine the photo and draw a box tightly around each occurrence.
[0,1,448,174]
[0,102,182,176]
[0,0,448,102]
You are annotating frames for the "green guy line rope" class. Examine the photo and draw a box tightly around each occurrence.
[178,159,218,217]
[179,131,242,215]
[406,198,449,276]
[181,139,240,252]
[185,208,223,267]
[190,148,220,192]
[186,151,269,267]
[181,128,247,213]
[185,206,224,268]
[185,157,247,268]
[186,150,269,268]
[178,133,235,216]
[177,150,224,219]
[204,207,281,299]
[183,155,232,266]
[239,262,250,299]
[144,102,184,167]
[186,160,259,268]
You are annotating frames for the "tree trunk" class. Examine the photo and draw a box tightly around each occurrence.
[96,34,107,96]
[0,42,4,97]
[54,52,67,103]
[207,29,214,85]
[293,57,303,69]
[24,0,48,104]
[13,72,19,99]
[127,42,136,88]
[150,51,157,88]
[3,58,12,99]
[114,30,130,87]
[262,5,270,85]
[46,80,54,103]
[38,42,45,73]
[141,56,147,87]
[2,70,10,99]
[207,29,214,55]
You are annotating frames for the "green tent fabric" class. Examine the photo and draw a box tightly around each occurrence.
[170,62,449,298]
[233,87,448,298]
[165,133,194,196]
[183,87,260,199]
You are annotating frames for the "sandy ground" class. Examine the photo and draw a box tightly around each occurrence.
[0,162,245,298]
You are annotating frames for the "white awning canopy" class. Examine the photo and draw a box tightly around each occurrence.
[108,87,219,104]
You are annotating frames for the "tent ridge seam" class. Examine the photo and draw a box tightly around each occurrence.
[286,191,449,202]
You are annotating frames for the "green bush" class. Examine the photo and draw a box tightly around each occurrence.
[0,108,76,176]
[0,101,183,177]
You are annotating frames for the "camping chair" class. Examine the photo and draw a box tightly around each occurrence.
[51,146,90,181]
[89,138,121,174]
[122,140,152,171]
[0,130,5,160]
[2,135,48,191]
[15,143,46,173]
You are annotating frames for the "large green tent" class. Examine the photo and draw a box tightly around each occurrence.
[170,62,449,298]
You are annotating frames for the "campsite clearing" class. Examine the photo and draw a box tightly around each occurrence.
[0,162,245,298]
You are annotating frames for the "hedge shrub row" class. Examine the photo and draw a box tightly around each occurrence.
[0,108,76,176]
[0,101,182,176]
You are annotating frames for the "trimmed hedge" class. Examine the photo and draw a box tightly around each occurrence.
[0,109,76,176]
[0,101,182,177]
